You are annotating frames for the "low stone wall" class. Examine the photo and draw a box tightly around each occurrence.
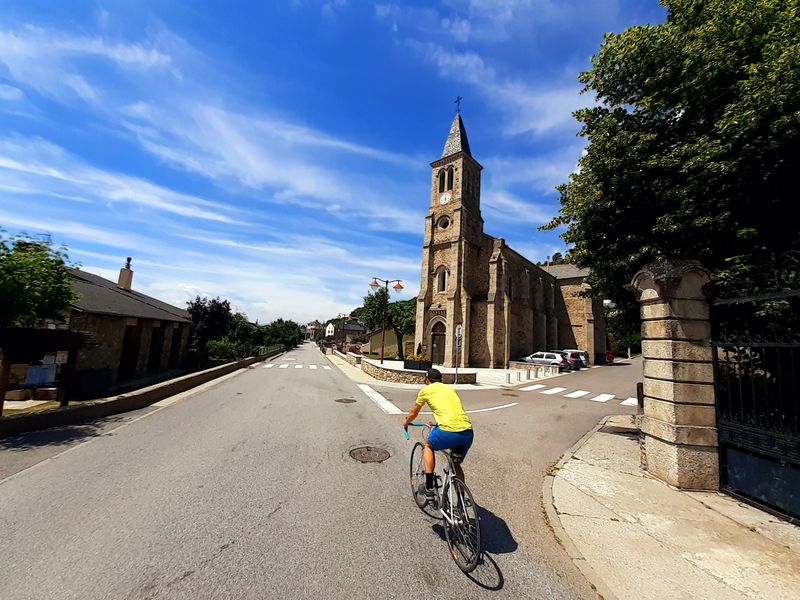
[361,360,476,385]
[346,352,362,366]
[0,349,284,435]
[508,361,560,378]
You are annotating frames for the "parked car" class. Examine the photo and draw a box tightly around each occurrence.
[549,349,582,371]
[522,351,570,371]
[562,349,589,368]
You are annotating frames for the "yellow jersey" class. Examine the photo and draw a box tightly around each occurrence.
[415,382,472,433]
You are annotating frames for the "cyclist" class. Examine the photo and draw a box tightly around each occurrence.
[403,368,473,507]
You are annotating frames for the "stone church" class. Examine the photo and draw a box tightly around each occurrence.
[414,114,606,368]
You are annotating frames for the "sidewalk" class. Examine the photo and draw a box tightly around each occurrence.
[544,415,800,600]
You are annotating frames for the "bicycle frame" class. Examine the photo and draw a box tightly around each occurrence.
[407,423,462,525]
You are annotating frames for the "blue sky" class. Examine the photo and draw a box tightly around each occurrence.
[0,1,666,325]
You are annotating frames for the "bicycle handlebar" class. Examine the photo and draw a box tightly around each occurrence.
[404,421,429,440]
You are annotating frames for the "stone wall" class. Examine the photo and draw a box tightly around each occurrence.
[361,360,476,385]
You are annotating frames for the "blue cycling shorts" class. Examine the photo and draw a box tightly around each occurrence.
[428,427,474,464]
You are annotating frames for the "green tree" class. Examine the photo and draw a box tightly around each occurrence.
[543,0,799,319]
[0,233,76,328]
[186,296,232,352]
[360,289,416,359]
[263,318,303,348]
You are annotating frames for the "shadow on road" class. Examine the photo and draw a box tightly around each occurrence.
[0,415,126,452]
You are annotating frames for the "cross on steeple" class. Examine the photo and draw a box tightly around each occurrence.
[455,95,462,114]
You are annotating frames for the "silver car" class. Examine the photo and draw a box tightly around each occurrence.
[523,351,569,371]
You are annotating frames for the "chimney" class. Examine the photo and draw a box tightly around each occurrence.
[118,257,133,290]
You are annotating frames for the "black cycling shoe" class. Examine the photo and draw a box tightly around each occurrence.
[416,482,438,509]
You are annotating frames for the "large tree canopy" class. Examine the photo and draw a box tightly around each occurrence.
[0,233,76,328]
[544,0,799,310]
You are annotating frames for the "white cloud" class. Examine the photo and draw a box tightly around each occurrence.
[0,84,24,102]
[0,135,243,224]
[0,25,172,104]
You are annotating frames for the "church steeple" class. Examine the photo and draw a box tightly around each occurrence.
[441,114,472,159]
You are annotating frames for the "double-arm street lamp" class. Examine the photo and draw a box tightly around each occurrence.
[370,277,404,364]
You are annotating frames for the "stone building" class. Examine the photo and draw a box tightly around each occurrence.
[414,115,606,368]
[67,260,192,397]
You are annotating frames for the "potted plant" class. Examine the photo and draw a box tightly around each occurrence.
[403,353,432,371]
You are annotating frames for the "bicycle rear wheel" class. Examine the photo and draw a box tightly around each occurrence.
[409,442,427,509]
[441,478,481,573]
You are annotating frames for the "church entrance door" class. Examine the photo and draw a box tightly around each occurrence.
[431,321,446,365]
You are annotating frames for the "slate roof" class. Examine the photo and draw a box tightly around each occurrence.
[70,269,191,323]
[546,264,590,280]
[441,114,472,159]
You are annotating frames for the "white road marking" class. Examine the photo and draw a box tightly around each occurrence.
[519,384,546,391]
[263,364,275,369]
[309,365,318,370]
[621,397,638,406]
[295,364,303,369]
[323,366,331,370]
[590,394,615,403]
[357,384,404,415]
[540,387,567,395]
[564,390,590,398]
[421,402,518,415]
[279,364,289,369]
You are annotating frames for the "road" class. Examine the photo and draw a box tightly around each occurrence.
[0,344,641,599]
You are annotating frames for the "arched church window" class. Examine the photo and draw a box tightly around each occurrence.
[437,267,448,292]
[438,170,445,193]
[446,167,454,191]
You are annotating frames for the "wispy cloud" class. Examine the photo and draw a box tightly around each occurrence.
[0,136,242,224]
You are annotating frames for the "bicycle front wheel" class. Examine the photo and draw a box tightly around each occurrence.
[409,442,427,509]
[442,478,481,573]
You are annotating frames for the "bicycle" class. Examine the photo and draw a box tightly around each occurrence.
[405,422,481,573]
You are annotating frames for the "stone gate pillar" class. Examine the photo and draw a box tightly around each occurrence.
[629,261,718,490]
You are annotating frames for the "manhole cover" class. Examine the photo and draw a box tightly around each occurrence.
[335,398,356,403]
[350,446,390,463]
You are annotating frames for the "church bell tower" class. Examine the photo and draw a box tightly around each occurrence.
[415,113,484,367]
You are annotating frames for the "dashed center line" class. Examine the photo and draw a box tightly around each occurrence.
[279,365,289,369]
[295,364,303,369]
[323,366,331,370]
[263,364,275,369]
[309,365,318,370]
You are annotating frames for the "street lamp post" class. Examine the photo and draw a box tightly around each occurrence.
[370,277,404,364]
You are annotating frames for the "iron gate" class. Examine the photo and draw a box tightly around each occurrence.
[711,255,800,523]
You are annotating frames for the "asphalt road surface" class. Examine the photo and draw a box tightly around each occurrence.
[0,344,640,599]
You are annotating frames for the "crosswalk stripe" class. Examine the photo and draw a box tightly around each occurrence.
[263,364,275,369]
[357,384,403,415]
[279,364,289,369]
[590,394,615,403]
[519,384,546,391]
[309,365,318,369]
[295,364,303,369]
[621,397,638,406]
[541,387,567,395]
[565,390,590,398]
[323,366,331,370]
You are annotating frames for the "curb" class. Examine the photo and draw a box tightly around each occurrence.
[542,415,619,600]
